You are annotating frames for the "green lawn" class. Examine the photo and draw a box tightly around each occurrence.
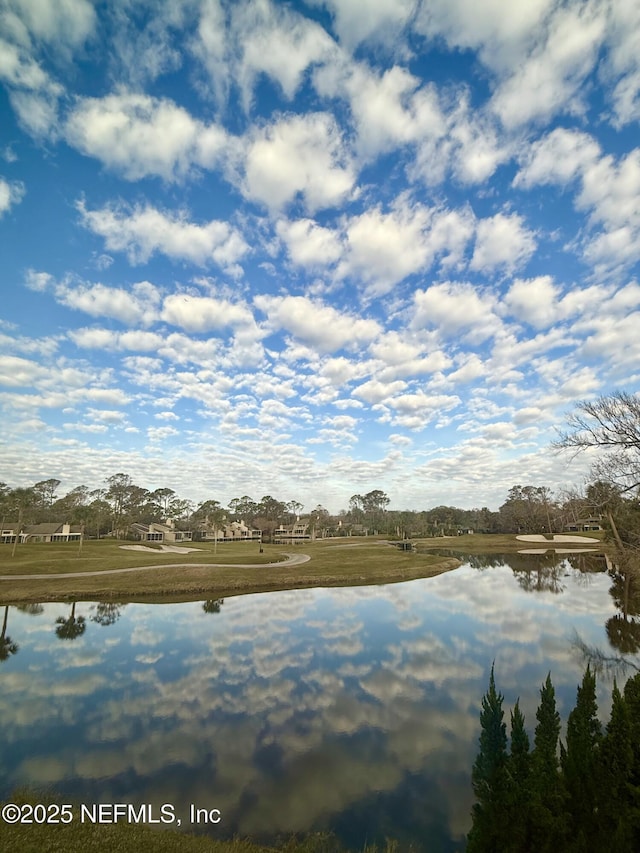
[0,537,460,604]
[0,532,607,605]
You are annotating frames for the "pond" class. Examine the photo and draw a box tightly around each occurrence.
[1,552,638,852]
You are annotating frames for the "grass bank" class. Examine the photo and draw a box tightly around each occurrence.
[0,792,400,853]
[416,531,607,553]
[0,538,460,604]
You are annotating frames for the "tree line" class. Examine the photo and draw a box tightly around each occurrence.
[2,391,640,544]
[0,477,628,541]
[469,666,640,852]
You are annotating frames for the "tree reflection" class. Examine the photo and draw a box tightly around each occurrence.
[90,602,125,626]
[511,554,565,594]
[0,605,19,662]
[55,601,86,640]
[606,570,640,655]
[14,603,44,615]
[572,569,640,675]
[571,632,639,678]
[203,598,225,614]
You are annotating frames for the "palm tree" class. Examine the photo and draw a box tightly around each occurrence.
[55,602,86,641]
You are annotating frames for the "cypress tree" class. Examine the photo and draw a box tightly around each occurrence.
[530,673,564,852]
[596,681,634,851]
[503,700,531,852]
[624,673,640,786]
[623,673,640,846]
[561,666,602,851]
[467,665,509,853]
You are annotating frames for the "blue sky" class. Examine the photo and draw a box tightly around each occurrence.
[1,0,639,513]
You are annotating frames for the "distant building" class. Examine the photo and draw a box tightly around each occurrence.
[1,522,82,543]
[194,520,262,542]
[130,520,193,543]
[274,519,312,543]
[564,517,603,532]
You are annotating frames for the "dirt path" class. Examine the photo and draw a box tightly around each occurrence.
[0,552,311,581]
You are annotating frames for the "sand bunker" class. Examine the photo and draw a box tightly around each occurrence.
[517,548,600,555]
[119,544,203,554]
[516,534,600,544]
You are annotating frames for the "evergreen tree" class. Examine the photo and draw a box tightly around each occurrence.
[561,666,602,851]
[624,673,640,786]
[623,673,640,845]
[596,682,635,851]
[503,700,531,852]
[530,673,564,851]
[467,666,509,852]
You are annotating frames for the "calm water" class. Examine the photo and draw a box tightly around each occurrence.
[1,553,636,851]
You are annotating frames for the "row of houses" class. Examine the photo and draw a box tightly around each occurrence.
[130,519,262,544]
[2,515,605,546]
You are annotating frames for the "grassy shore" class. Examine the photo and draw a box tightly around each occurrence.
[0,792,399,853]
[0,537,461,604]
[417,530,607,553]
[0,532,608,605]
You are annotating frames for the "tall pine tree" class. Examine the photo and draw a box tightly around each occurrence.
[530,673,564,852]
[503,700,532,853]
[596,681,635,851]
[561,666,602,852]
[467,665,509,852]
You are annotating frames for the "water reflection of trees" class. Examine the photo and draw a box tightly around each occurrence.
[512,552,608,595]
[203,598,225,614]
[55,602,86,641]
[606,570,640,655]
[90,602,126,626]
[572,567,640,676]
[0,604,19,662]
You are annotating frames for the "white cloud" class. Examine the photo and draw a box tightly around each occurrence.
[414,0,554,73]
[351,378,407,404]
[470,212,535,273]
[314,60,436,161]
[0,176,25,215]
[76,201,249,274]
[0,0,94,137]
[255,295,381,353]
[411,282,499,342]
[233,0,336,107]
[490,2,606,127]
[276,218,343,269]
[7,0,96,50]
[503,276,562,329]
[385,391,461,430]
[243,112,355,211]
[514,127,601,188]
[605,0,640,126]
[312,0,416,50]
[36,276,163,326]
[516,129,640,274]
[66,93,229,182]
[336,199,475,296]
[161,294,257,334]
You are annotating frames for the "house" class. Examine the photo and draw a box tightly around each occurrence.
[1,522,82,543]
[1,522,20,544]
[564,517,603,532]
[196,520,262,542]
[274,519,312,543]
[130,520,193,543]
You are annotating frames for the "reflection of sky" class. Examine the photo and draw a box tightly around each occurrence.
[0,557,631,852]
